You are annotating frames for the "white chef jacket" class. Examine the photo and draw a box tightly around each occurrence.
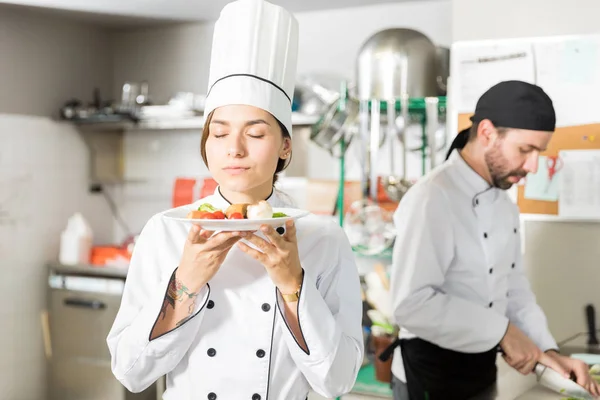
[390,150,557,382]
[107,188,364,400]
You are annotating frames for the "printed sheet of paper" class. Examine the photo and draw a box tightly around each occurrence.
[453,42,536,113]
[558,150,600,218]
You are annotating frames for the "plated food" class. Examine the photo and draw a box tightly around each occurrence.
[185,200,289,220]
[163,201,309,231]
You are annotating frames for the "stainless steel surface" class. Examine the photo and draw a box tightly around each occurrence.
[435,46,450,96]
[425,97,439,170]
[369,100,381,201]
[48,262,129,279]
[358,99,370,198]
[535,363,594,399]
[295,74,344,117]
[387,101,396,175]
[356,28,438,100]
[382,94,412,202]
[399,93,408,178]
[560,331,600,356]
[309,97,359,157]
[47,267,157,400]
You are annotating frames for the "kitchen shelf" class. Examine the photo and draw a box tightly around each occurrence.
[73,112,320,133]
[48,262,129,279]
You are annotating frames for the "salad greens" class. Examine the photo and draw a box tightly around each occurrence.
[198,203,218,212]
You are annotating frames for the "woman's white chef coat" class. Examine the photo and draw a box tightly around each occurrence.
[390,150,558,382]
[107,188,364,400]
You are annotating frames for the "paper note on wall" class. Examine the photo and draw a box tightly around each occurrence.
[534,35,600,127]
[524,156,561,202]
[558,150,600,218]
[453,42,536,113]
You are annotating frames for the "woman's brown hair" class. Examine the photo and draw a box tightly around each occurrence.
[200,110,292,184]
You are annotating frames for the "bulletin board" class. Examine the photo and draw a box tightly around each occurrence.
[457,114,600,214]
[450,34,600,216]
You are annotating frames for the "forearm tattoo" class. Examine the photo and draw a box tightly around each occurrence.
[159,275,200,324]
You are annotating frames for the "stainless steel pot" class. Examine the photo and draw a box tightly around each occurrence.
[356,28,439,100]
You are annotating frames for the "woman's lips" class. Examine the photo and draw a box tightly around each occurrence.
[223,166,249,175]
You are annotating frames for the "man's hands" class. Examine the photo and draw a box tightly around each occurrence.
[500,323,567,376]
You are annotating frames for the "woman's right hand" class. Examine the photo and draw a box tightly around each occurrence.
[177,225,245,292]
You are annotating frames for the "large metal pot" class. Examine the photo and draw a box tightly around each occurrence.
[356,28,438,100]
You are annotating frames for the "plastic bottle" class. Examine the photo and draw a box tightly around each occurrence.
[59,213,93,265]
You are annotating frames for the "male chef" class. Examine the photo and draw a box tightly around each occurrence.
[388,80,600,399]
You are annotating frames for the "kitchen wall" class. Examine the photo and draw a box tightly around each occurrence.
[0,5,115,399]
[452,0,600,42]
[108,0,453,240]
[0,5,114,117]
[452,0,600,343]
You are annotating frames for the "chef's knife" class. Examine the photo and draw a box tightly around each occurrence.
[535,363,595,400]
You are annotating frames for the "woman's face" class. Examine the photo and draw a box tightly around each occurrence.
[205,104,291,195]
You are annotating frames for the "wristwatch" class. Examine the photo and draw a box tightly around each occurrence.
[280,284,302,303]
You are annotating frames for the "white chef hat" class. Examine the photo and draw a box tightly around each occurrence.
[204,0,299,136]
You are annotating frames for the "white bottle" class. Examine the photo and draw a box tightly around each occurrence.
[59,213,93,265]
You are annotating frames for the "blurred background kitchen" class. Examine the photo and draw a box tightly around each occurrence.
[1,0,599,399]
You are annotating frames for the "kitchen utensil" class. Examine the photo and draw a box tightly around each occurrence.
[294,74,344,117]
[369,99,382,201]
[435,46,450,96]
[162,207,309,231]
[382,99,407,203]
[586,304,599,348]
[425,97,439,170]
[534,363,595,400]
[310,96,360,158]
[382,93,413,202]
[136,81,150,106]
[120,82,139,112]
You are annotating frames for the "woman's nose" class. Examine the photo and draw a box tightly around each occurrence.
[226,134,245,157]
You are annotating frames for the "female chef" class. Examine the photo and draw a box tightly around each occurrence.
[106,1,364,399]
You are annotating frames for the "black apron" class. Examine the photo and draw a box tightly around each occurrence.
[399,338,497,400]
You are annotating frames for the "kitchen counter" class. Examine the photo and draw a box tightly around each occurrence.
[48,261,129,279]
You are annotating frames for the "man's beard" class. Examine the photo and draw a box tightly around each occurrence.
[484,144,528,190]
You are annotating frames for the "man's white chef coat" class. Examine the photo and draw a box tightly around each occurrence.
[107,188,364,400]
[390,150,557,382]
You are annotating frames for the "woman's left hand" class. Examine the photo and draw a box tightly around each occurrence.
[237,220,303,294]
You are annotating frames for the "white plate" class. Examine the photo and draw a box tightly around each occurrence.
[162,207,310,231]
